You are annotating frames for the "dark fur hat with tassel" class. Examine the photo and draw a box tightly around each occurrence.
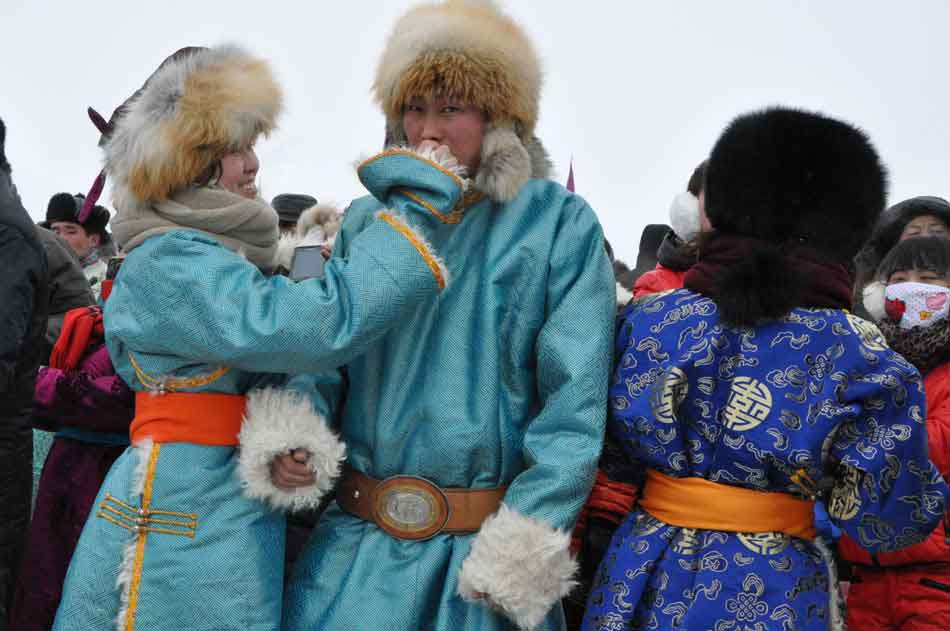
[702,107,887,325]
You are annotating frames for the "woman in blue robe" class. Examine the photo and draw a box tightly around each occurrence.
[54,45,460,631]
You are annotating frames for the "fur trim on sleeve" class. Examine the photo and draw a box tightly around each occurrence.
[358,145,471,189]
[375,210,450,289]
[237,387,346,512]
[273,231,303,271]
[296,203,343,244]
[457,504,577,630]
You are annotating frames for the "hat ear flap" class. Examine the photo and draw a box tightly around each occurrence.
[476,122,531,203]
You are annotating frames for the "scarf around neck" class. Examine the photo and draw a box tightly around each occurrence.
[878,316,950,375]
[110,185,279,270]
[684,232,854,313]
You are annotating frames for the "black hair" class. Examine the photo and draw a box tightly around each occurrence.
[686,160,706,197]
[877,236,950,282]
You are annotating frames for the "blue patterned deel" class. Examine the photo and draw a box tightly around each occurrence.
[583,289,948,631]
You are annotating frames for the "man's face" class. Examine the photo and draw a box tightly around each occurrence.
[51,221,99,258]
[402,96,486,173]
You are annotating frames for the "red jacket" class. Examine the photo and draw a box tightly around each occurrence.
[633,264,686,299]
[839,363,950,567]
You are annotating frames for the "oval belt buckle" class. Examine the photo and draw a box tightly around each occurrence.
[371,475,451,541]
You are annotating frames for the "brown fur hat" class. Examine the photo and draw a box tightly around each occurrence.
[375,0,551,202]
[104,45,282,208]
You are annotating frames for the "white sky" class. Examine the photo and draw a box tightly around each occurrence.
[3,0,949,264]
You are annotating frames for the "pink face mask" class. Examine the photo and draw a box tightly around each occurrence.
[884,281,950,329]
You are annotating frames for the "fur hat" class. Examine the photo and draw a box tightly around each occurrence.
[0,118,8,174]
[272,193,318,224]
[45,192,111,241]
[859,196,950,272]
[103,45,282,210]
[700,107,886,325]
[375,0,551,202]
[705,107,886,262]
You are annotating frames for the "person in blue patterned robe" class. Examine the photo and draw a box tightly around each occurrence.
[583,108,949,631]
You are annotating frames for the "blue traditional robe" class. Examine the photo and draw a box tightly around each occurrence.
[54,205,447,631]
[282,163,616,630]
[582,290,949,631]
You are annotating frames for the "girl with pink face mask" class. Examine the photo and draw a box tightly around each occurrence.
[841,235,950,630]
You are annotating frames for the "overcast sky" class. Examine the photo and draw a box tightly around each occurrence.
[3,1,948,264]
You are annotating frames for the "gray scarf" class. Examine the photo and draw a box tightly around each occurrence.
[111,185,279,270]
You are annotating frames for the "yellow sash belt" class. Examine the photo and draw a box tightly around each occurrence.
[639,469,817,540]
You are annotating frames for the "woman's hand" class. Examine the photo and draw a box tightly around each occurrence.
[270,448,315,489]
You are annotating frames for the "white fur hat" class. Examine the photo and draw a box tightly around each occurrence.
[104,45,282,209]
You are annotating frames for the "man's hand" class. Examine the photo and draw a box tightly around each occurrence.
[270,448,315,490]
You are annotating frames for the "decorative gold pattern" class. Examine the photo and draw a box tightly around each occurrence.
[124,443,161,631]
[396,188,465,224]
[737,532,790,555]
[828,465,863,520]
[128,352,229,395]
[97,493,198,538]
[378,212,446,290]
[846,314,889,351]
[722,377,773,431]
[649,367,688,424]
[673,528,701,555]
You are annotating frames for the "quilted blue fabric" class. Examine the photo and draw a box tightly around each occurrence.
[283,175,616,631]
[582,290,949,631]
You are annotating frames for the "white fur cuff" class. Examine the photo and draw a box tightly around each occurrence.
[237,387,346,512]
[457,504,577,630]
[296,203,343,244]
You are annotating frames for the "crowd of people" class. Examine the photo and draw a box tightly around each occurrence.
[1,1,949,630]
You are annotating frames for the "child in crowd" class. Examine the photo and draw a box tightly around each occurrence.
[841,235,950,630]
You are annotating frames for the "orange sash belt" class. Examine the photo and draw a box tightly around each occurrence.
[639,469,817,540]
[131,391,246,446]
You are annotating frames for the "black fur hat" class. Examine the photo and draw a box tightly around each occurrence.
[702,107,886,325]
[45,192,111,241]
[0,118,9,174]
[705,107,886,258]
[860,196,950,272]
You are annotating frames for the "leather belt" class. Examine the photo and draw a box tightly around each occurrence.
[337,467,507,541]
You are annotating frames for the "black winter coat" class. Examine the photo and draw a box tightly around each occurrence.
[0,121,49,628]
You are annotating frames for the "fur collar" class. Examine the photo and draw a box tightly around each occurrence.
[387,122,552,203]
